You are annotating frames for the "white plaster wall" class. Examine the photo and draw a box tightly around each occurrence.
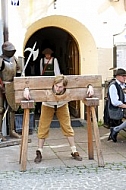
[8,0,126,69]
[7,1,126,51]
[8,0,126,49]
[7,0,126,121]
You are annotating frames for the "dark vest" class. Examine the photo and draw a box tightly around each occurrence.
[108,81,125,119]
[42,57,54,76]
[104,80,125,125]
[108,81,125,106]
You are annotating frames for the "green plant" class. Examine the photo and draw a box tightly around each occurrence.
[98,119,103,127]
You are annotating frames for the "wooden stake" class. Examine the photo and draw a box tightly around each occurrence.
[87,106,94,159]
[91,106,104,167]
[20,108,30,171]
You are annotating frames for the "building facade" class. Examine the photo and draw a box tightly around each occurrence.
[1,0,126,121]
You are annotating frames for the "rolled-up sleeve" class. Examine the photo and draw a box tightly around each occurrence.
[109,84,123,106]
[54,58,61,76]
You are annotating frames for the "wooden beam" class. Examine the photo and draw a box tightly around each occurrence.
[83,98,99,106]
[15,88,102,103]
[21,100,35,109]
[14,75,102,90]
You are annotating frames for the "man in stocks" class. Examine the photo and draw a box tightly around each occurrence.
[24,75,94,162]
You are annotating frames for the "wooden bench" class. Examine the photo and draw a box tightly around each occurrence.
[14,75,104,171]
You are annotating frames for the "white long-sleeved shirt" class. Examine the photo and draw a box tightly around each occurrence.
[40,57,60,76]
[109,79,126,107]
[40,57,63,107]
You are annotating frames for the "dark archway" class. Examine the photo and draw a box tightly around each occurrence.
[24,26,80,118]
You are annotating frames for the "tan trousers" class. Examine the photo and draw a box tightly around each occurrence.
[38,104,74,139]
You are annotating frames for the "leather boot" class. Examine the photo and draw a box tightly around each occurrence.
[108,127,118,142]
[34,150,42,163]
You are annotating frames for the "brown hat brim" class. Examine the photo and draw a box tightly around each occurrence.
[115,69,126,76]
[42,48,53,54]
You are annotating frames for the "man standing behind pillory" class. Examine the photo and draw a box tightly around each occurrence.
[24,75,94,163]
[36,48,61,114]
[40,48,60,76]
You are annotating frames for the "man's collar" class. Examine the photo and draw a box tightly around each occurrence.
[116,79,125,87]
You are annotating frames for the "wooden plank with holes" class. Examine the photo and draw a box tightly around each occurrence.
[14,75,102,103]
[15,88,102,103]
[14,75,102,90]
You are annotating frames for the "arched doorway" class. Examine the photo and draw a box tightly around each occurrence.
[24,26,80,118]
[23,15,99,121]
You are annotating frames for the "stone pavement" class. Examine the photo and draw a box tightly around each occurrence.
[0,126,126,189]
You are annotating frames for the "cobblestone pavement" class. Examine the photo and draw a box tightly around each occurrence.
[0,163,126,190]
[0,126,126,189]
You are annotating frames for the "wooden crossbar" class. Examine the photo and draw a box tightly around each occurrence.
[14,75,104,171]
[14,75,102,103]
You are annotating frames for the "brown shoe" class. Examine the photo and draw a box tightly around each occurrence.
[34,150,42,163]
[71,152,82,161]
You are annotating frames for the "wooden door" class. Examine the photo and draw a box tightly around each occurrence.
[66,37,80,117]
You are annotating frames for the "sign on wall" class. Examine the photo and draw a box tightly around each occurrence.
[11,0,19,6]
[116,44,126,69]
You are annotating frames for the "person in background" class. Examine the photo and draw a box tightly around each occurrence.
[108,68,126,142]
[40,48,60,76]
[36,48,61,114]
[24,75,94,163]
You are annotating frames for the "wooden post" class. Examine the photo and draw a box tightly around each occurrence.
[87,106,94,159]
[20,108,30,171]
[83,98,104,166]
[91,106,104,167]
[19,113,25,164]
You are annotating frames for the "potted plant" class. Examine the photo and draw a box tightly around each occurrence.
[15,105,35,134]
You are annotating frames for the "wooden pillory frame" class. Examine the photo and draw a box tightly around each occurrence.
[14,75,104,171]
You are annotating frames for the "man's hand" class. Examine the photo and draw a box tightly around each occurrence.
[87,85,94,97]
[23,88,31,100]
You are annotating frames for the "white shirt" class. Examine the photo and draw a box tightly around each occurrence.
[42,101,68,108]
[109,79,126,106]
[40,57,61,107]
[40,57,60,76]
